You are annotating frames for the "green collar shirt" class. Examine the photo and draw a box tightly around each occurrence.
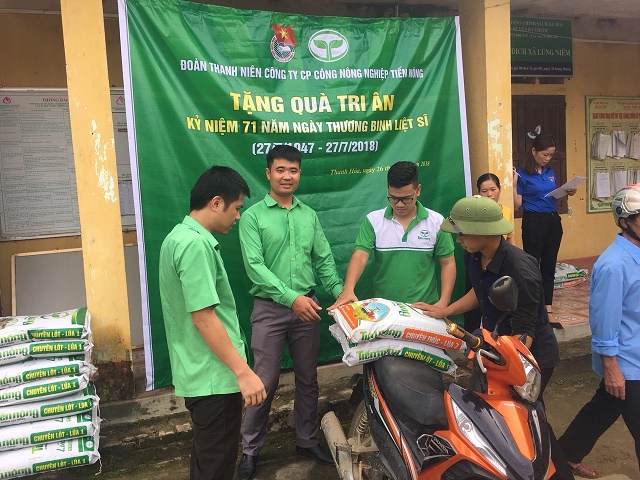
[159,215,246,397]
[354,201,454,303]
[239,194,343,307]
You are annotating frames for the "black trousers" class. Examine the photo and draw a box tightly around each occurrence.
[522,211,563,305]
[184,392,242,480]
[558,379,640,469]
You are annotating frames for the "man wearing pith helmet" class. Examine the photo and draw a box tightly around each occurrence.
[415,195,559,387]
[414,195,577,480]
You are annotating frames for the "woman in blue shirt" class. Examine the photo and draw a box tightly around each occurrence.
[513,134,576,329]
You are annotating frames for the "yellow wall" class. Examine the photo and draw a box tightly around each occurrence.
[459,0,514,204]
[0,13,127,316]
[1,12,640,316]
[512,40,640,260]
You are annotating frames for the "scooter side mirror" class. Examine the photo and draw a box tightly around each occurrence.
[488,276,518,313]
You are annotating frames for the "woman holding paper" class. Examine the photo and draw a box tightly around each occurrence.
[513,133,577,329]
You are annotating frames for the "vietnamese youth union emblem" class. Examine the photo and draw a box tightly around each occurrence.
[270,23,296,63]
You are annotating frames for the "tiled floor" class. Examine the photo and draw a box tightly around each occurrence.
[554,278,590,327]
[553,256,595,329]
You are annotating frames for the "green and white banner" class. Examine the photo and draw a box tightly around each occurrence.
[118,0,470,390]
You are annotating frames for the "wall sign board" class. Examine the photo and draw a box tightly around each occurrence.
[586,96,640,212]
[511,17,573,77]
[0,89,134,240]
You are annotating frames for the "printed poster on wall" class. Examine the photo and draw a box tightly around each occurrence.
[118,0,470,390]
[586,97,640,213]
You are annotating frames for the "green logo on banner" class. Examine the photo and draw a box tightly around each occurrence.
[308,29,349,62]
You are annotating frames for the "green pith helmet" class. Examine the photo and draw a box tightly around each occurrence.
[441,195,514,236]
[612,184,640,226]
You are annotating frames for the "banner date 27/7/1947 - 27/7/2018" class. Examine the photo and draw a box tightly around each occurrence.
[251,140,379,156]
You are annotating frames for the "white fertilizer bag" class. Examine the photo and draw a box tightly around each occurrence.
[0,356,96,390]
[0,374,91,407]
[329,324,457,374]
[0,308,90,347]
[329,298,464,352]
[0,410,99,452]
[554,262,588,289]
[0,340,92,366]
[0,383,98,427]
[0,435,100,479]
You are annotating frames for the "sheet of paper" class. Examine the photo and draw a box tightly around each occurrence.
[545,176,587,199]
[627,132,640,160]
[118,180,135,216]
[612,170,628,195]
[593,172,611,199]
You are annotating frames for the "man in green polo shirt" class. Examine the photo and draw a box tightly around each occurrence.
[237,145,343,480]
[159,165,266,480]
[330,160,456,309]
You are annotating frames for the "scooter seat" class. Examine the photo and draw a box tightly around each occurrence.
[374,355,448,428]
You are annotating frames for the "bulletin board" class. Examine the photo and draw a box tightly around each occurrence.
[586,96,640,212]
[0,88,135,239]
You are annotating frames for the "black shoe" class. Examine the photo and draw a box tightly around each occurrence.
[296,444,334,465]
[550,322,564,330]
[237,453,258,480]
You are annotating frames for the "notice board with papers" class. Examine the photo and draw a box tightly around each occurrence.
[0,88,135,240]
[586,96,640,213]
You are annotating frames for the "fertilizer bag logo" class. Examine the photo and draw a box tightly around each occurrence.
[308,29,349,62]
[353,301,390,323]
[270,23,296,63]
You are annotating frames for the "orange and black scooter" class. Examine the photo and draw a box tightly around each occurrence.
[322,276,556,480]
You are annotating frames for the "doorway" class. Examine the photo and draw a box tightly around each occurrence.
[512,95,568,214]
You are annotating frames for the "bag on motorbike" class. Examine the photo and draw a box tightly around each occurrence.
[329,323,457,374]
[329,298,464,351]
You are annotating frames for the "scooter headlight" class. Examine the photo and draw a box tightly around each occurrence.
[513,352,541,402]
[451,401,508,477]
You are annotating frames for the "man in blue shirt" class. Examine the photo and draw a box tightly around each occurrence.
[558,185,640,479]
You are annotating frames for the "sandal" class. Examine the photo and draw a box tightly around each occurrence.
[568,462,600,479]
[547,310,564,330]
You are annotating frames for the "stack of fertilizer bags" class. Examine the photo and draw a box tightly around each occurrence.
[0,307,100,479]
[329,298,464,375]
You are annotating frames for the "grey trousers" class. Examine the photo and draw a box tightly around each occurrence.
[241,297,320,455]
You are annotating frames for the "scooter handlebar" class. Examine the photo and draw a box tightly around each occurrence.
[445,320,482,350]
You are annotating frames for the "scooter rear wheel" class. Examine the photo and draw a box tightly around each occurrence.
[348,401,391,480]
[348,401,370,440]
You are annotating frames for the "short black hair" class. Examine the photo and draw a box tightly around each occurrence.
[190,165,250,211]
[387,161,418,188]
[267,144,302,169]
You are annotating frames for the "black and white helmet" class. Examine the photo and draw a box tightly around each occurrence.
[612,184,640,226]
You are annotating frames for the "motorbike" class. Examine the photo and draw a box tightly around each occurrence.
[321,276,555,480]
